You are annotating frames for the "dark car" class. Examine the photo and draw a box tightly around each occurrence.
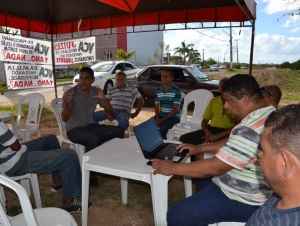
[127,65,220,100]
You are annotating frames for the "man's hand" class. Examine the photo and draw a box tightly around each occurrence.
[152,158,175,175]
[206,134,218,143]
[64,92,75,104]
[176,143,201,157]
[130,112,138,119]
[107,113,114,121]
[93,88,106,100]
[156,118,162,126]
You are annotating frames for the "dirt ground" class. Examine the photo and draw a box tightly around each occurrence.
[3,69,300,225]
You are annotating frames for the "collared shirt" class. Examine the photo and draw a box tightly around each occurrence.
[63,85,105,131]
[213,105,276,206]
[0,119,28,176]
[203,95,235,129]
[155,83,181,120]
[107,84,142,113]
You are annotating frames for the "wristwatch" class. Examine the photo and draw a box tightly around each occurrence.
[215,134,219,141]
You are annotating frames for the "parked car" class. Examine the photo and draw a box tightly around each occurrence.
[266,66,276,70]
[219,64,226,69]
[241,64,249,69]
[127,65,220,100]
[190,64,202,71]
[73,61,141,94]
[210,64,219,71]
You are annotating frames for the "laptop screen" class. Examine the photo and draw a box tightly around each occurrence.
[134,117,164,153]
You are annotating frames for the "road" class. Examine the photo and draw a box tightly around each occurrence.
[0,83,68,107]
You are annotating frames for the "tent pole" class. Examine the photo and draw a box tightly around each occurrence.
[249,19,255,75]
[49,0,57,98]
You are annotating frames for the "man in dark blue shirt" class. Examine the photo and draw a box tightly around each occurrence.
[246,104,300,225]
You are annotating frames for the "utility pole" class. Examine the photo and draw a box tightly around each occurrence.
[203,49,205,69]
[235,39,239,64]
[230,22,233,69]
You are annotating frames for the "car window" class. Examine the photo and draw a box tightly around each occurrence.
[172,69,186,83]
[93,62,114,72]
[138,68,151,81]
[186,67,209,81]
[149,68,163,81]
[112,63,124,73]
[124,63,136,70]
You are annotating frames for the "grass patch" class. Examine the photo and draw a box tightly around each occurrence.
[0,104,53,118]
[56,77,73,82]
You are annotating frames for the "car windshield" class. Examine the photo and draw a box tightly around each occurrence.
[92,62,114,72]
[186,67,209,81]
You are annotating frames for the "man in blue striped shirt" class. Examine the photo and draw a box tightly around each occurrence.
[154,69,181,139]
[93,72,144,131]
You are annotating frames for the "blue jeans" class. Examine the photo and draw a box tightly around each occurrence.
[67,123,124,178]
[13,134,82,199]
[167,181,259,226]
[93,109,130,131]
[154,116,180,139]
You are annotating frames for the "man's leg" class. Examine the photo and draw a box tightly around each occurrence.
[93,110,108,124]
[159,117,180,139]
[13,149,82,203]
[179,130,206,145]
[23,134,62,180]
[167,182,259,226]
[113,109,130,131]
[67,124,123,181]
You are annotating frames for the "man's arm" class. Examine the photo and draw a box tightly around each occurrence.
[61,92,74,122]
[93,89,114,114]
[206,127,234,143]
[177,138,229,156]
[130,97,144,119]
[159,105,179,124]
[152,156,233,177]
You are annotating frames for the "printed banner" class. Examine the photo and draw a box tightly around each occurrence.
[0,34,52,64]
[54,37,96,65]
[4,63,54,90]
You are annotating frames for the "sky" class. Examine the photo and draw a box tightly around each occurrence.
[164,0,300,65]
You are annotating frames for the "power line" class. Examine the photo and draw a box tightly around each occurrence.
[182,24,228,42]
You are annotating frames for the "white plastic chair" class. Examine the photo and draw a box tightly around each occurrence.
[51,98,85,167]
[0,165,42,211]
[166,89,213,140]
[0,175,77,226]
[99,97,136,137]
[16,93,45,142]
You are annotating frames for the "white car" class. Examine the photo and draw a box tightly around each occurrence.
[73,61,141,94]
[190,64,202,71]
[219,64,226,69]
[210,64,219,71]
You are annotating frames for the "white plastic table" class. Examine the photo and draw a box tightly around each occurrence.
[0,112,18,137]
[82,136,192,226]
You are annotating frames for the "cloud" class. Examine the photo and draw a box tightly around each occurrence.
[262,0,300,14]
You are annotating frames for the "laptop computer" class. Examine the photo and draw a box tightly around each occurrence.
[133,117,188,165]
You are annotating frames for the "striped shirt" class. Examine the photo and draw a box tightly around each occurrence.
[155,83,181,120]
[213,105,275,206]
[246,194,300,226]
[0,119,28,176]
[107,84,142,113]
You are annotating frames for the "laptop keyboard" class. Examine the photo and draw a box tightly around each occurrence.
[155,143,178,159]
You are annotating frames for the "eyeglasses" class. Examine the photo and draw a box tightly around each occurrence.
[260,86,272,97]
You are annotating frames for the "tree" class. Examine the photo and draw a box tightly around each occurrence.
[169,56,180,64]
[206,58,217,66]
[173,41,194,65]
[188,48,201,64]
[153,42,170,64]
[113,49,136,61]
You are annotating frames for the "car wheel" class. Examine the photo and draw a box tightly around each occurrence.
[104,80,113,94]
